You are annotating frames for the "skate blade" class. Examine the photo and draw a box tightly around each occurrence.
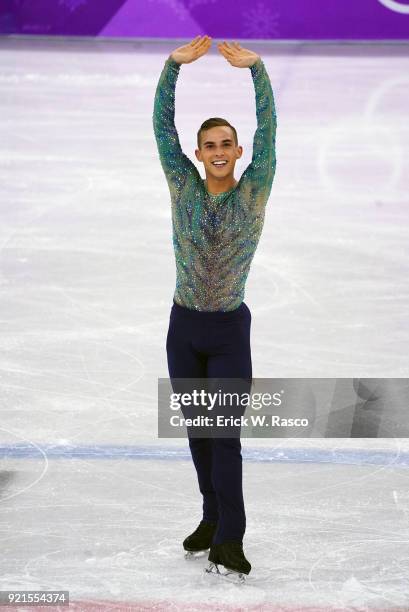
[204,562,246,584]
[184,549,208,560]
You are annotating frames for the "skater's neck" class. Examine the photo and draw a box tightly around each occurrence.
[204,176,238,195]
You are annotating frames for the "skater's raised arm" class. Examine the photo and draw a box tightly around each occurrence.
[218,42,277,211]
[153,36,212,199]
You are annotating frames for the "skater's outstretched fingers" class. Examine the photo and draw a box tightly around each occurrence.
[217,41,237,62]
[217,42,234,63]
[218,41,234,53]
[217,40,259,68]
[194,35,212,57]
[191,35,210,48]
[170,35,212,64]
[219,41,237,55]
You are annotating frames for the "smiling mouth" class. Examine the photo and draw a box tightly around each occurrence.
[211,161,228,168]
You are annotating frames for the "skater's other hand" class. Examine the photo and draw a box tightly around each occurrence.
[170,35,212,64]
[218,41,260,68]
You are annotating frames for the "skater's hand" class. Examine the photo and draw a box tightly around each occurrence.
[217,41,260,68]
[170,35,212,64]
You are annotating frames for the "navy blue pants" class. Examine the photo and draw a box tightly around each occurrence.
[166,298,252,545]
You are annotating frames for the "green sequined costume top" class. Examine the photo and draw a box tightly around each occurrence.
[153,55,277,312]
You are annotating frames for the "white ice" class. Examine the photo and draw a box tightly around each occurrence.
[0,37,408,610]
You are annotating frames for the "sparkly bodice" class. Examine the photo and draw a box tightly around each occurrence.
[153,56,277,311]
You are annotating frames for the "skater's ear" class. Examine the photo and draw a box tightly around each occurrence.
[235,144,243,159]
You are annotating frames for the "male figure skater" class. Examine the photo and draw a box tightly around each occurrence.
[153,35,277,578]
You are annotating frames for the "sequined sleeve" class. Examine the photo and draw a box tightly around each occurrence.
[153,55,199,200]
[241,57,277,210]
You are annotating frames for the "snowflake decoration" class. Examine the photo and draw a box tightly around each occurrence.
[58,0,88,13]
[242,1,280,39]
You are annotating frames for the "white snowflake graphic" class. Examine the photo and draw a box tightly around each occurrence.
[242,1,280,39]
[58,0,88,13]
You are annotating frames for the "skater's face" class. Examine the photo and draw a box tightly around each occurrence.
[195,126,243,179]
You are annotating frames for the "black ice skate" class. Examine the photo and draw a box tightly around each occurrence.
[205,541,251,583]
[183,520,217,559]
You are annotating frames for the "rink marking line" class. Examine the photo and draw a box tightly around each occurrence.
[1,444,409,467]
[0,426,49,502]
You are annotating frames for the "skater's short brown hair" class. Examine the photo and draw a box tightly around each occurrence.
[197,118,238,149]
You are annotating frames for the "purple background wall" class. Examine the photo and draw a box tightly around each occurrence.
[1,0,409,39]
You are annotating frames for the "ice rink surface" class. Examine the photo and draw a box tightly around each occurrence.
[0,37,409,610]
